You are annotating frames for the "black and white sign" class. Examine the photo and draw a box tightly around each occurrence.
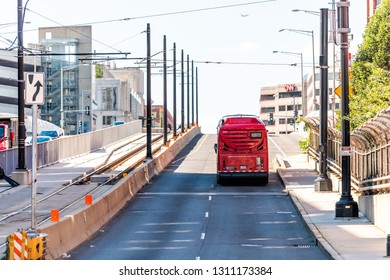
[25,72,45,105]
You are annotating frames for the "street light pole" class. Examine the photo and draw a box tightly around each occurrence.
[335,0,358,217]
[314,8,332,192]
[279,28,315,116]
[273,50,304,131]
[163,35,168,146]
[146,23,152,159]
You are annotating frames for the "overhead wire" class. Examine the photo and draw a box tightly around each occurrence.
[22,0,276,54]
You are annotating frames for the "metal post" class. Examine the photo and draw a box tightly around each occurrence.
[311,30,316,116]
[387,234,390,257]
[196,67,198,126]
[60,66,64,131]
[163,35,168,145]
[331,0,337,127]
[191,60,194,126]
[181,50,185,134]
[146,23,152,159]
[335,0,358,217]
[17,0,26,170]
[315,8,333,191]
[173,43,177,137]
[187,55,190,130]
[31,103,37,230]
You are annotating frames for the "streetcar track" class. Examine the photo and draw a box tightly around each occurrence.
[0,133,166,239]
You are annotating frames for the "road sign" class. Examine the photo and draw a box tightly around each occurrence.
[334,84,354,98]
[25,72,45,105]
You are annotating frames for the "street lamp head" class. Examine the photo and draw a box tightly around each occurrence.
[278,29,285,32]
[272,50,279,53]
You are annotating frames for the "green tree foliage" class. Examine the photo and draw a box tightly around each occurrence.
[95,64,104,78]
[350,0,390,129]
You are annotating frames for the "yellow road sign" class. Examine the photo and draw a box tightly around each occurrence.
[334,84,354,98]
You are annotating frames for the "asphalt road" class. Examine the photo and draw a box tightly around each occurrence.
[68,132,328,260]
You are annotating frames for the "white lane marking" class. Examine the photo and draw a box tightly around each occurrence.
[268,135,287,158]
[205,212,209,218]
[171,134,209,164]
[201,233,205,240]
[196,256,200,260]
[138,192,287,196]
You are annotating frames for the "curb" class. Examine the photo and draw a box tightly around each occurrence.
[276,165,342,260]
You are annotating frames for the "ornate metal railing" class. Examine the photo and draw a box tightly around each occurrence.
[304,106,390,195]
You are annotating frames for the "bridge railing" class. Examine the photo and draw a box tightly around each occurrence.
[0,120,142,176]
[304,106,390,195]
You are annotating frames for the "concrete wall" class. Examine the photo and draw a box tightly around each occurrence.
[358,194,390,233]
[40,126,201,260]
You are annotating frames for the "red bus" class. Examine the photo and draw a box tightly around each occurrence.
[214,114,269,184]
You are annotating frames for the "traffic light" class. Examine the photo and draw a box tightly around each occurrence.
[269,113,274,122]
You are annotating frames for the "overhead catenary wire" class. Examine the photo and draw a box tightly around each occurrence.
[2,1,276,54]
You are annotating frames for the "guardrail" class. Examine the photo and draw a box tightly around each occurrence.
[304,106,390,195]
[0,120,142,176]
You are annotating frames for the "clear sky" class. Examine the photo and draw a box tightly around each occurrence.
[1,0,367,133]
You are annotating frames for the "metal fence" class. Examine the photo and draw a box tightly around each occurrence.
[305,106,390,195]
[0,120,142,176]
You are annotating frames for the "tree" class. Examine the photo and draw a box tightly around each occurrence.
[350,0,390,130]
[95,64,104,79]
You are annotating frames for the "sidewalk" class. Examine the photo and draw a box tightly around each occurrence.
[277,153,389,260]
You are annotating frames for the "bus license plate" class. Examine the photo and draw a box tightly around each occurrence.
[240,165,246,170]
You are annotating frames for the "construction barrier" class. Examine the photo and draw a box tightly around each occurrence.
[7,231,28,260]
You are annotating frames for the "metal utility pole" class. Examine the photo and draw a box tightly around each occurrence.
[173,43,177,138]
[163,35,168,146]
[196,67,199,126]
[181,50,185,134]
[146,23,152,159]
[187,54,190,130]
[191,60,194,126]
[17,0,26,170]
[335,0,358,217]
[314,8,332,192]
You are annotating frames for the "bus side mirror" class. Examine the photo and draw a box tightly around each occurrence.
[214,143,217,154]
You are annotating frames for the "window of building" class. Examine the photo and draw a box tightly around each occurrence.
[260,95,275,101]
[279,118,286,124]
[262,107,275,113]
[279,91,301,99]
[102,87,118,110]
[103,116,115,125]
[279,105,286,111]
[287,105,294,111]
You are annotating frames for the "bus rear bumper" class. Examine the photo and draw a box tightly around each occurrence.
[217,172,268,184]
